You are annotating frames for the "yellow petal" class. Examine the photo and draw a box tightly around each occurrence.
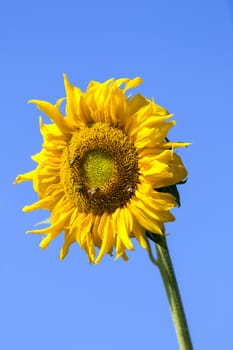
[135,192,175,223]
[134,121,175,149]
[95,213,114,263]
[164,142,191,149]
[132,220,148,250]
[39,117,64,142]
[29,99,74,135]
[128,93,149,115]
[23,190,63,212]
[111,77,143,92]
[27,207,73,235]
[115,236,127,260]
[123,77,143,92]
[40,235,52,249]
[59,228,76,260]
[63,74,88,126]
[129,200,164,235]
[14,170,35,184]
[78,214,94,248]
[113,207,133,250]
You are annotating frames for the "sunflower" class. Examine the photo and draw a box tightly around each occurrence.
[15,75,188,263]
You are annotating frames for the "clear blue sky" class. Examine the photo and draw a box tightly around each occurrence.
[1,1,232,349]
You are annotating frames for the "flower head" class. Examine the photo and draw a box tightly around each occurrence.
[15,75,188,263]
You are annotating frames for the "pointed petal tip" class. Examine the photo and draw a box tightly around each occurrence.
[135,76,143,84]
[63,73,69,83]
[184,142,192,147]
[13,177,19,185]
[114,250,129,261]
[59,250,65,261]
[94,254,103,264]
[39,236,51,249]
[13,175,24,184]
[28,99,38,105]
[22,206,30,212]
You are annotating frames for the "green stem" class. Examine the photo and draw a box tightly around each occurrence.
[147,235,193,350]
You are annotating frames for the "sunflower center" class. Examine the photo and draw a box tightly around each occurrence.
[81,150,114,188]
[60,123,139,215]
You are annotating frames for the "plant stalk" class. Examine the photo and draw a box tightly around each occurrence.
[155,238,193,350]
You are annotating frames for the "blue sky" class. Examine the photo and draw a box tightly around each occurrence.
[1,0,233,349]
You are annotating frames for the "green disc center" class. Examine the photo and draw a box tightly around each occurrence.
[81,149,114,188]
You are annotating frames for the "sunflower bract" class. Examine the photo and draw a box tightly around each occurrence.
[15,75,188,263]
